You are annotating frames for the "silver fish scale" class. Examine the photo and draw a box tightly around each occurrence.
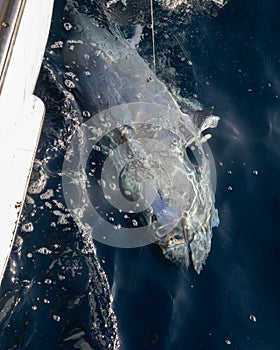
[63,0,219,274]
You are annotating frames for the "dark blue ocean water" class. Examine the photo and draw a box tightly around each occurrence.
[0,0,279,349]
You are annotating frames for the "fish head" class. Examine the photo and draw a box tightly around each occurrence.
[113,103,219,273]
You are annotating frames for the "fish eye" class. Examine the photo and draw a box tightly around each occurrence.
[185,144,202,169]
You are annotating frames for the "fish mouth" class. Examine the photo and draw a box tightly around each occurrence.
[158,202,218,274]
[150,152,219,274]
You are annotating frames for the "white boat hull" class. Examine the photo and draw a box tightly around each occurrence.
[0,0,54,286]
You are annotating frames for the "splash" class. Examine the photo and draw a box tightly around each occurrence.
[106,0,227,10]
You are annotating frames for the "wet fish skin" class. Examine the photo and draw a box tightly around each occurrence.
[62,1,219,274]
[63,2,179,115]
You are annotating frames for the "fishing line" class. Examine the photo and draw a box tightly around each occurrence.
[150,0,157,77]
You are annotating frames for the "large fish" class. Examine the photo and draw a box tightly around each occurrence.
[61,0,219,274]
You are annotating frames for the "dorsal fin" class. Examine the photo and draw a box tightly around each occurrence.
[127,25,144,48]
[193,106,214,128]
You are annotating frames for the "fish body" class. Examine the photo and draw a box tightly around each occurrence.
[62,1,219,273]
[63,3,178,113]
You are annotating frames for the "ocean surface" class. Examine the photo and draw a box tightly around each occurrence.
[0,0,279,349]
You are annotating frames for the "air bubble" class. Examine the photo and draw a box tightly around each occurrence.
[64,79,75,88]
[36,247,52,255]
[45,202,52,209]
[64,22,72,31]
[249,314,257,322]
[44,279,52,285]
[21,222,34,233]
[132,219,138,227]
[93,145,101,151]
[109,183,117,190]
[52,315,61,322]
[82,111,91,118]
[40,189,54,200]
[51,41,63,49]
